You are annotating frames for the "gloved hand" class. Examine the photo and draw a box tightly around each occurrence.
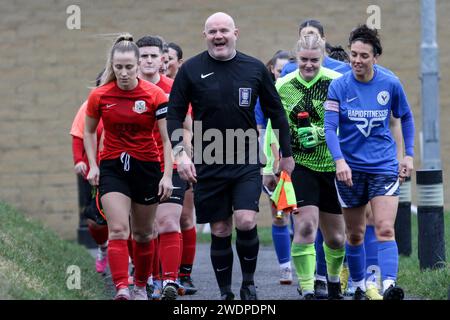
[297,124,325,149]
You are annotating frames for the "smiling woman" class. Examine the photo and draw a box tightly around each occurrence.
[348,29,382,83]
[264,32,346,300]
[324,24,416,300]
[297,33,325,81]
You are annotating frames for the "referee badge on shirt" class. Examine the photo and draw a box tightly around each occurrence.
[239,88,252,107]
[133,100,147,114]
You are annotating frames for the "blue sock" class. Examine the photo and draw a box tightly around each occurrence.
[271,224,291,264]
[345,242,366,282]
[378,240,398,282]
[315,229,327,278]
[365,225,379,283]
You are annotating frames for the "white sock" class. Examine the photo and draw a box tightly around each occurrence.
[382,279,395,293]
[280,261,291,269]
[328,275,340,283]
[315,274,327,282]
[134,284,146,289]
[117,287,129,294]
[353,279,366,292]
[163,279,176,287]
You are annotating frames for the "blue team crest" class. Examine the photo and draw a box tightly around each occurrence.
[133,100,147,114]
[239,88,252,107]
[377,91,390,106]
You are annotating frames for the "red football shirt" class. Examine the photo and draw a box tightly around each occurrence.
[86,79,168,162]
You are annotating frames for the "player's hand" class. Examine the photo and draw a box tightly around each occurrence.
[399,155,414,184]
[298,124,325,149]
[158,175,173,202]
[86,165,100,186]
[278,156,295,175]
[335,159,353,187]
[74,161,87,176]
[263,174,278,193]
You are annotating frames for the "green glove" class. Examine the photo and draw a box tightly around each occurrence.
[297,124,325,149]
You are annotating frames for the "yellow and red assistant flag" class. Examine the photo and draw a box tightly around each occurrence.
[270,171,297,213]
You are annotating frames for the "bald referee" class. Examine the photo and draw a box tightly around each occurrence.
[166,12,294,300]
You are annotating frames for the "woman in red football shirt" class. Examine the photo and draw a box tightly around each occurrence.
[84,34,173,300]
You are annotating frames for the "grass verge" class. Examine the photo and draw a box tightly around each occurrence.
[0,201,109,299]
[397,211,449,300]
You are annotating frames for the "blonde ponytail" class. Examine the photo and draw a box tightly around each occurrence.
[100,33,140,86]
[296,31,325,56]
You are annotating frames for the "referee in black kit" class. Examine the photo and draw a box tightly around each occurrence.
[167,12,294,301]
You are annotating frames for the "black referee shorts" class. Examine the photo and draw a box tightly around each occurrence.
[99,153,162,205]
[193,168,262,224]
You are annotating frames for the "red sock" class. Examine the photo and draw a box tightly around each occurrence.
[127,234,134,265]
[133,240,154,287]
[159,232,181,281]
[179,231,183,265]
[179,227,196,276]
[88,224,108,245]
[152,237,160,280]
[108,239,129,289]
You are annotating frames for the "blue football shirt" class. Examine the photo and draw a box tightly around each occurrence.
[326,67,411,174]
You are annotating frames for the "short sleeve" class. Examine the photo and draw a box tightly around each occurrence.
[70,101,88,138]
[86,88,101,119]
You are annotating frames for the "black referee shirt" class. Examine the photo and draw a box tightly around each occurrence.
[167,50,292,178]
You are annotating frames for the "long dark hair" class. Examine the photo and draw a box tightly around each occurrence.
[348,24,382,56]
[326,44,349,62]
[265,50,293,81]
